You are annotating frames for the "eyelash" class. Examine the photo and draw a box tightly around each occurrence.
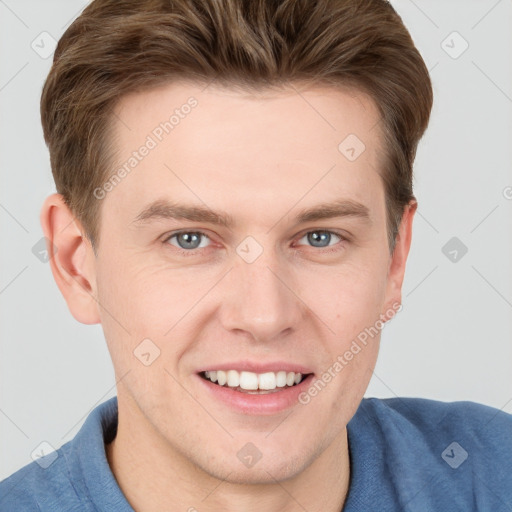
[162,229,347,257]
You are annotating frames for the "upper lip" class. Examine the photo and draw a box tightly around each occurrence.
[198,360,314,375]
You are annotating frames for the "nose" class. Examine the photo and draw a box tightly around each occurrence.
[218,247,304,343]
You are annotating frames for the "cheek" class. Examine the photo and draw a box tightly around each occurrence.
[298,258,389,338]
[96,251,194,329]
[94,255,215,370]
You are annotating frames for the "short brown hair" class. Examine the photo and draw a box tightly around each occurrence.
[41,0,433,251]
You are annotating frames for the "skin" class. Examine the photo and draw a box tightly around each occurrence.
[41,81,416,512]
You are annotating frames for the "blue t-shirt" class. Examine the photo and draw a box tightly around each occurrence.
[1,396,511,511]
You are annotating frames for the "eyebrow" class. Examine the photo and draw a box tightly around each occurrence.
[132,198,371,228]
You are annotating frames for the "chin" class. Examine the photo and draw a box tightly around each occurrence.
[195,447,313,486]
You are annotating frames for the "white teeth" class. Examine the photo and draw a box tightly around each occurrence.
[217,370,227,386]
[203,369,306,391]
[276,371,287,387]
[239,371,259,390]
[258,372,276,390]
[227,370,239,387]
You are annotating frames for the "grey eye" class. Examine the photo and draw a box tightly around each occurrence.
[168,232,209,250]
[299,231,341,248]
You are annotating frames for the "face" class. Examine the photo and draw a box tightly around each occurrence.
[80,82,409,483]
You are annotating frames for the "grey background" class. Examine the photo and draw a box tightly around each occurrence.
[1,0,511,480]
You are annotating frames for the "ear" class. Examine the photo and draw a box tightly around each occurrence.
[382,199,417,320]
[40,193,101,325]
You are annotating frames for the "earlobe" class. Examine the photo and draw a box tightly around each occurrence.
[40,193,101,325]
[382,200,417,320]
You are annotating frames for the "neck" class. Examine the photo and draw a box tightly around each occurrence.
[106,396,351,512]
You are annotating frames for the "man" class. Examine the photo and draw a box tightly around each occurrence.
[1,0,511,510]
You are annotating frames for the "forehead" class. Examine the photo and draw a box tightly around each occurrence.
[112,80,382,150]
[105,81,386,227]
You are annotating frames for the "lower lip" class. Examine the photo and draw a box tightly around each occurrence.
[195,373,315,415]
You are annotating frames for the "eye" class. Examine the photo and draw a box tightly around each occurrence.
[296,230,344,251]
[164,231,211,252]
[162,229,346,256]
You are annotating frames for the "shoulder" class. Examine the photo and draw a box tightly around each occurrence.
[349,397,512,509]
[0,397,119,512]
[360,396,512,443]
[357,396,512,462]
[361,395,511,425]
[0,442,87,512]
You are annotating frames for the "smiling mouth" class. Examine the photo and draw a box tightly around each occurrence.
[199,370,311,394]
